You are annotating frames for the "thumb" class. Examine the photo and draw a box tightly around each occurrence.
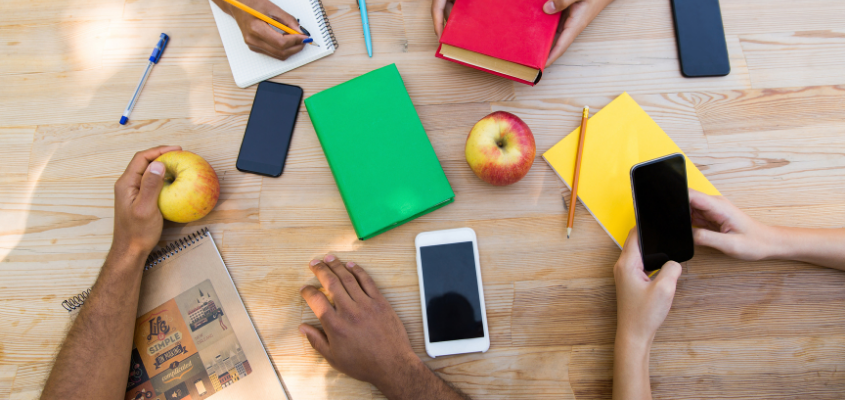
[136,161,165,213]
[693,227,733,253]
[653,261,682,288]
[299,324,331,358]
[543,0,578,14]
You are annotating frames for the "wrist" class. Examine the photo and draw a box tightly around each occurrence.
[107,240,149,270]
[373,352,428,399]
[761,225,793,261]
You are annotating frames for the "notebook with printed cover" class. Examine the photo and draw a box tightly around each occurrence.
[62,229,288,400]
[304,64,455,240]
[435,0,558,86]
[209,0,338,88]
[543,93,721,248]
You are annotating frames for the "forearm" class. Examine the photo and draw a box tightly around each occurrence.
[613,334,652,400]
[376,355,470,400]
[42,246,146,400]
[767,226,845,270]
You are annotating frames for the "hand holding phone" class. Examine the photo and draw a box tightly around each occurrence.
[631,153,695,271]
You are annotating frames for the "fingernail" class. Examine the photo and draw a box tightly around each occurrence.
[324,254,336,262]
[150,161,165,176]
[299,285,309,291]
[346,262,355,269]
[543,0,556,14]
[309,259,320,266]
[298,325,307,335]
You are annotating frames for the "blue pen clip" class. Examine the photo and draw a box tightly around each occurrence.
[149,33,170,64]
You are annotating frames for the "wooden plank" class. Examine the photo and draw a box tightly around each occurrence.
[0,20,108,75]
[570,336,845,400]
[741,30,845,89]
[0,65,216,126]
[512,266,845,348]
[517,37,750,100]
[401,1,439,52]
[102,16,226,68]
[327,2,408,58]
[273,355,374,400]
[0,127,34,183]
[212,52,514,113]
[424,346,575,399]
[7,363,49,400]
[122,0,212,18]
[0,0,123,25]
[0,365,16,400]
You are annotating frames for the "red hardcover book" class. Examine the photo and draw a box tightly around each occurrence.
[435,0,559,86]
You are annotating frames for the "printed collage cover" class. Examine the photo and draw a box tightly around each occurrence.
[126,280,252,400]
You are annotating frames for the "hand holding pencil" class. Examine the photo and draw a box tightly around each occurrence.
[212,0,309,60]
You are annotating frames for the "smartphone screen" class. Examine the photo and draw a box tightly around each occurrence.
[236,81,303,177]
[671,0,730,77]
[631,154,694,271]
[419,241,484,343]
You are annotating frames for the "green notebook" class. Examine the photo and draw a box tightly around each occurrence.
[304,64,455,240]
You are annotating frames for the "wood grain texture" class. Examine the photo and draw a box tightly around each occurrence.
[3,0,845,398]
[0,20,108,75]
[0,127,35,183]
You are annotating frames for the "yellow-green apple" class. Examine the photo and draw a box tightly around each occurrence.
[465,111,536,186]
[154,151,220,223]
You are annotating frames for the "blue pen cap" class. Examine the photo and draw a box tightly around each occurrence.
[149,33,170,64]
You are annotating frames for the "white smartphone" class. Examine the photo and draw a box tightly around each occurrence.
[415,227,490,358]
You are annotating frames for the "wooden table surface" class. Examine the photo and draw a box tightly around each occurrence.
[3,0,845,398]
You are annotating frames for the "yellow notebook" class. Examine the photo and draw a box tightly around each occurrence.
[543,92,720,248]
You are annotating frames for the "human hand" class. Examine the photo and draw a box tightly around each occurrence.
[543,0,615,67]
[614,229,682,346]
[299,255,419,390]
[112,146,181,257]
[431,0,456,38]
[214,0,307,60]
[689,189,776,261]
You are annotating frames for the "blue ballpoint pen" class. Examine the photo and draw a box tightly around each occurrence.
[120,33,169,125]
[358,0,373,57]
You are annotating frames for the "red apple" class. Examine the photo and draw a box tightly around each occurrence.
[465,111,536,186]
[154,151,220,223]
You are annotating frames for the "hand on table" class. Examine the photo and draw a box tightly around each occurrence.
[113,145,181,257]
[543,0,615,67]
[213,0,308,60]
[614,229,682,345]
[689,189,776,261]
[299,255,418,389]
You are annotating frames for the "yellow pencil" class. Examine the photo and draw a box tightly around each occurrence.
[647,269,659,279]
[220,0,319,47]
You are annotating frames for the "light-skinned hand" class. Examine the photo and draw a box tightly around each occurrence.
[430,0,455,38]
[213,0,307,60]
[614,229,682,346]
[689,189,776,261]
[112,145,181,258]
[542,0,615,67]
[299,255,419,390]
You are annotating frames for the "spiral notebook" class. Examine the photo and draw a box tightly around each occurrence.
[62,229,288,400]
[209,0,338,88]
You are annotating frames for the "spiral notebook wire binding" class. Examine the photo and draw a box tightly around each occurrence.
[60,228,210,312]
[310,0,338,49]
[61,288,91,312]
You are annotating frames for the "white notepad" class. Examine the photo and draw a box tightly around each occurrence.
[209,0,338,88]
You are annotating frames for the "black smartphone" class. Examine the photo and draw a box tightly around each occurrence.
[236,81,303,177]
[670,0,730,77]
[631,154,694,271]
